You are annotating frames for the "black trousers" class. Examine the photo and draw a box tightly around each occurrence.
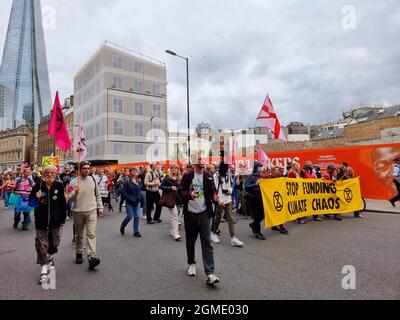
[248,198,265,234]
[184,211,215,275]
[146,190,162,222]
[119,195,125,211]
[390,180,400,203]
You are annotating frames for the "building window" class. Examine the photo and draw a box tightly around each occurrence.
[134,102,144,115]
[134,80,143,93]
[95,102,100,116]
[134,62,143,73]
[135,123,144,137]
[112,76,123,89]
[152,123,162,130]
[113,98,124,113]
[134,144,144,155]
[153,104,161,117]
[95,144,100,156]
[113,143,123,155]
[113,120,123,135]
[112,56,123,69]
[153,84,161,95]
[95,123,100,137]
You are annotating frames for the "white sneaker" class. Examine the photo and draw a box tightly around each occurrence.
[230,236,244,247]
[210,233,220,244]
[174,235,182,241]
[206,274,220,285]
[188,264,196,277]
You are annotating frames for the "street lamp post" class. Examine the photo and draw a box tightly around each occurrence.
[165,49,191,162]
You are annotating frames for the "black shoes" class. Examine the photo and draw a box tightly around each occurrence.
[13,222,18,229]
[120,225,125,235]
[154,219,162,223]
[334,215,343,221]
[89,257,100,270]
[389,200,396,207]
[134,232,142,238]
[249,223,256,234]
[147,220,155,225]
[75,254,83,264]
[255,233,266,240]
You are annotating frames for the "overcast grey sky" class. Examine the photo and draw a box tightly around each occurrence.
[0,0,399,130]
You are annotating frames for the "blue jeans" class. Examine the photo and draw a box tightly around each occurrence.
[3,191,11,207]
[121,201,141,234]
[14,210,31,229]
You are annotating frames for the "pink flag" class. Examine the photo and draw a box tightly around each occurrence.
[257,95,287,143]
[258,143,270,167]
[48,91,72,152]
[74,118,87,162]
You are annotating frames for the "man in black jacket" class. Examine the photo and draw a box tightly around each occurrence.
[29,166,66,285]
[245,161,266,240]
[179,152,220,285]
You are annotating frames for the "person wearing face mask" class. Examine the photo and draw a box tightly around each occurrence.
[246,161,267,240]
[29,166,66,285]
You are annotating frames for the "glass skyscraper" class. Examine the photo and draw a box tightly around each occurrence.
[0,0,52,130]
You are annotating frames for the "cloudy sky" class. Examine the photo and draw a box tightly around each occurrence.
[0,0,399,130]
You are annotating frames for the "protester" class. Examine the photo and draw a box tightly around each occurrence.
[29,166,66,284]
[95,168,113,212]
[179,153,220,285]
[246,161,267,240]
[288,163,306,224]
[120,168,143,237]
[160,164,183,241]
[1,174,13,208]
[389,157,400,207]
[322,165,343,221]
[138,166,148,219]
[269,166,289,235]
[117,169,130,212]
[211,162,244,247]
[144,163,163,224]
[13,167,35,230]
[67,162,104,270]
[300,161,323,222]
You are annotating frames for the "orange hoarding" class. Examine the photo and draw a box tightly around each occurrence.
[265,143,400,200]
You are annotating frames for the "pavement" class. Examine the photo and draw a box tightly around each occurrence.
[0,202,399,300]
[365,200,400,214]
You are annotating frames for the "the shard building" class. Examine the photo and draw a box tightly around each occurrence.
[0,0,52,130]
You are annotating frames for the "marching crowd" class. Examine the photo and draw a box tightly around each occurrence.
[1,154,400,286]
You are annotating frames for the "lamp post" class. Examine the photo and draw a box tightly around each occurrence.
[165,49,191,162]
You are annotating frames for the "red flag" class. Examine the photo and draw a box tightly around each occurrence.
[257,95,287,143]
[48,91,72,152]
[257,143,270,167]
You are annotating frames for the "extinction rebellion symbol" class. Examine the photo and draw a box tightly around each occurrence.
[344,188,353,203]
[273,192,284,212]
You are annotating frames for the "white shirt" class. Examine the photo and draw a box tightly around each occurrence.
[213,173,232,205]
[95,175,109,198]
[188,172,207,213]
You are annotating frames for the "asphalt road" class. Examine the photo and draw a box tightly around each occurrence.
[0,203,399,300]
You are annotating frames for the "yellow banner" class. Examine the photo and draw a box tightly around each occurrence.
[260,178,364,228]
